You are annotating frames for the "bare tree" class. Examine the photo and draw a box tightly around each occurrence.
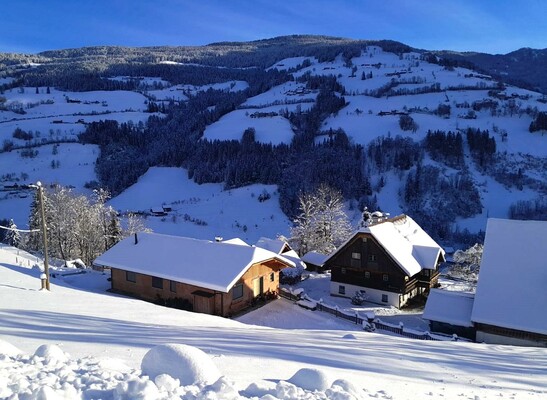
[290,184,353,255]
[124,213,152,237]
[25,185,125,265]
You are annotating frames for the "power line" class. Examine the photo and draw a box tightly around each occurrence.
[0,225,40,233]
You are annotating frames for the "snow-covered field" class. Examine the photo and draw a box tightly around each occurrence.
[108,167,293,243]
[1,244,546,399]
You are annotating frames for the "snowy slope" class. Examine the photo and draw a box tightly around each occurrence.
[1,245,546,399]
[108,167,292,243]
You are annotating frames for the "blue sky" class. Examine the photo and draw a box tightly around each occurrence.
[1,0,546,54]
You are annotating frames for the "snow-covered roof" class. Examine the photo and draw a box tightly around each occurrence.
[471,218,547,335]
[94,233,295,293]
[255,237,289,254]
[301,251,328,267]
[254,238,305,269]
[327,215,444,277]
[423,289,475,328]
[221,238,249,246]
[281,249,307,270]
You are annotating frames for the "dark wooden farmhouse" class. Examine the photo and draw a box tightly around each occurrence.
[324,214,445,308]
[94,233,295,317]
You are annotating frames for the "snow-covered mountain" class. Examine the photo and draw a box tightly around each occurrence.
[0,36,545,248]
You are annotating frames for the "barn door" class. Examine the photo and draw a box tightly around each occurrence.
[193,295,213,314]
[253,276,264,297]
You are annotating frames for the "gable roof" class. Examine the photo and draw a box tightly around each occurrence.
[221,238,249,246]
[326,215,444,276]
[94,233,295,293]
[255,237,306,269]
[423,289,475,328]
[471,218,547,335]
[255,237,291,254]
[301,251,328,267]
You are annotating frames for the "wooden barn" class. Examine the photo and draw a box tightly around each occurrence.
[471,218,547,347]
[94,233,295,317]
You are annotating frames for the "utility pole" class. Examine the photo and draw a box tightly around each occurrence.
[37,181,50,291]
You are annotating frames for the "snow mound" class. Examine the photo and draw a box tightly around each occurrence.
[288,367,331,391]
[0,339,22,357]
[33,344,68,364]
[141,344,221,385]
[154,374,180,392]
[342,333,357,340]
[201,376,239,398]
[114,377,160,399]
[331,379,362,398]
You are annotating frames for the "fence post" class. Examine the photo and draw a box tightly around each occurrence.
[399,322,404,335]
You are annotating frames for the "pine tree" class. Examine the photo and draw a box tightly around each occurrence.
[106,210,122,249]
[5,219,21,247]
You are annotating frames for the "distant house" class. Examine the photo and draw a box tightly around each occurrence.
[150,207,167,216]
[422,289,476,340]
[94,233,295,317]
[255,237,306,283]
[301,251,328,272]
[471,219,547,347]
[323,214,445,308]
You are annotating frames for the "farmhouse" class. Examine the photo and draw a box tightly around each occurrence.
[94,232,295,317]
[324,214,445,308]
[471,218,547,347]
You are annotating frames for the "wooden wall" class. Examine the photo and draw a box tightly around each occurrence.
[111,258,287,317]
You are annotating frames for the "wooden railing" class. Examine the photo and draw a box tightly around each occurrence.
[279,288,468,342]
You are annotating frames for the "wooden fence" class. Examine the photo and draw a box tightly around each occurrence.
[280,288,466,342]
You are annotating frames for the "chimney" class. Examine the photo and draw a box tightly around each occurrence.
[134,233,138,245]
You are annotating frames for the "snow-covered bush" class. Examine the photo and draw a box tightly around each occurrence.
[447,243,483,283]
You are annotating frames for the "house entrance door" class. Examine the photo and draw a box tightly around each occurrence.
[253,276,264,297]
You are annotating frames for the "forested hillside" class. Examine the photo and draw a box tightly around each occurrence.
[1,36,546,247]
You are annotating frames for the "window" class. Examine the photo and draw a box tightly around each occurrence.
[364,271,370,279]
[351,252,361,260]
[126,271,136,283]
[338,285,346,295]
[382,294,388,303]
[270,272,275,282]
[341,267,347,274]
[382,274,389,282]
[232,283,243,300]
[170,280,177,293]
[369,254,377,262]
[152,276,163,289]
